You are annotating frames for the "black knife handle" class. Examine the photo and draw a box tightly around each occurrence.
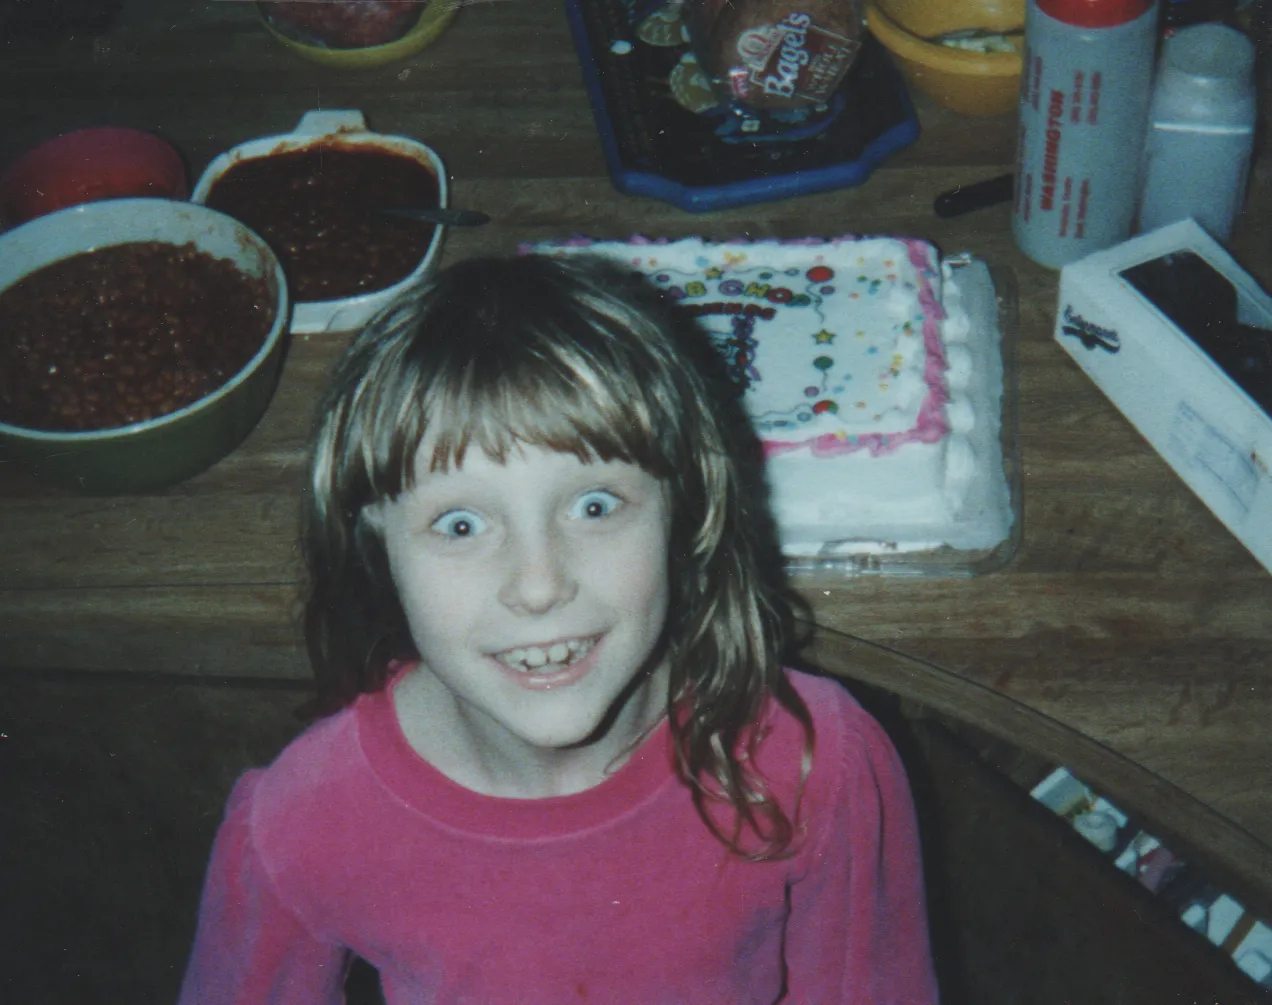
[934,173,1014,218]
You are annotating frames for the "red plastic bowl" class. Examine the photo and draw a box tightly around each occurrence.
[0,127,188,227]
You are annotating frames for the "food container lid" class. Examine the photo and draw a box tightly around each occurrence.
[0,127,187,228]
[1036,0,1153,27]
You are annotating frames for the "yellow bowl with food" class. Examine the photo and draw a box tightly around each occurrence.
[258,1,456,68]
[866,0,1025,116]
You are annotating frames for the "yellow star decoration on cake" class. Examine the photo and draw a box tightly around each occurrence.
[813,329,836,344]
[704,266,724,279]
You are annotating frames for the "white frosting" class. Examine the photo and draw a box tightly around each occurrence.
[528,237,1013,560]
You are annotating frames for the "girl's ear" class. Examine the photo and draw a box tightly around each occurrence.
[353,501,397,591]
[358,500,387,537]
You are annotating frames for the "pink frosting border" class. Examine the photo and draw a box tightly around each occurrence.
[521,236,951,460]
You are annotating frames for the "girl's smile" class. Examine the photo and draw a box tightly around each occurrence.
[491,633,599,688]
[375,443,672,798]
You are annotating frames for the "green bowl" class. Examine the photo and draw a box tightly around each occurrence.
[0,198,291,494]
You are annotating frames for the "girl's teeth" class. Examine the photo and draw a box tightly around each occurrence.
[499,638,592,672]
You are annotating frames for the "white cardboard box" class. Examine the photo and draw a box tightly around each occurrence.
[1055,219,1272,574]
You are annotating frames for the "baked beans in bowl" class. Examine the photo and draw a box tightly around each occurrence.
[0,198,290,494]
[192,110,448,334]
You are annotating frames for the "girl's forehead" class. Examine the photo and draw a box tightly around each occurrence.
[408,438,651,482]
[409,432,593,476]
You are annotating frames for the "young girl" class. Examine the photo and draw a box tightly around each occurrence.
[180,254,939,1004]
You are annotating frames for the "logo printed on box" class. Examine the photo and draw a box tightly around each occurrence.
[1060,304,1120,353]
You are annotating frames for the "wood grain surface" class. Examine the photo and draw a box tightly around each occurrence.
[2,0,1271,911]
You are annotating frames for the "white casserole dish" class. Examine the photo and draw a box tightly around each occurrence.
[191,109,448,334]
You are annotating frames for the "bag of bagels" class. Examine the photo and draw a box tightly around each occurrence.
[686,0,863,111]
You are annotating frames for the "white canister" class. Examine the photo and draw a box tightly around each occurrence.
[1137,23,1257,241]
[1012,0,1160,268]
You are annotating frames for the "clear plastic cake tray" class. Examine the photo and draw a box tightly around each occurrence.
[783,255,1022,578]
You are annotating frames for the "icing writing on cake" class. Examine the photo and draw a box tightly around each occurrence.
[605,239,949,459]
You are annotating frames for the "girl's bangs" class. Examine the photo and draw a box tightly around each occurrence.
[372,329,680,497]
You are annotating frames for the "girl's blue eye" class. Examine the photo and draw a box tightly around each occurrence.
[571,490,620,520]
[432,510,485,538]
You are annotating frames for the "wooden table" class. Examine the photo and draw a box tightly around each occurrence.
[3,1,1271,913]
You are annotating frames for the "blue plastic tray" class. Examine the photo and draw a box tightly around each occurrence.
[564,0,921,213]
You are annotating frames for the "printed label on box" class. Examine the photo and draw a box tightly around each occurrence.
[1169,403,1259,514]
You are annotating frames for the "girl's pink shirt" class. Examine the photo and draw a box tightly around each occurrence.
[179,669,939,1004]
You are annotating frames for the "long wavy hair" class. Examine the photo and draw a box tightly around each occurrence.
[301,253,812,859]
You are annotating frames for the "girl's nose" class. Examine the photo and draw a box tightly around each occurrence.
[497,525,578,615]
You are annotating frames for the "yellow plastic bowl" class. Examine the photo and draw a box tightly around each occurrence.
[866,0,1024,116]
[259,2,456,68]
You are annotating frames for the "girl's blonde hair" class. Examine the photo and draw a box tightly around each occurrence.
[302,253,812,859]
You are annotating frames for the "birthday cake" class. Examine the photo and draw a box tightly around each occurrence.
[529,236,1014,565]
